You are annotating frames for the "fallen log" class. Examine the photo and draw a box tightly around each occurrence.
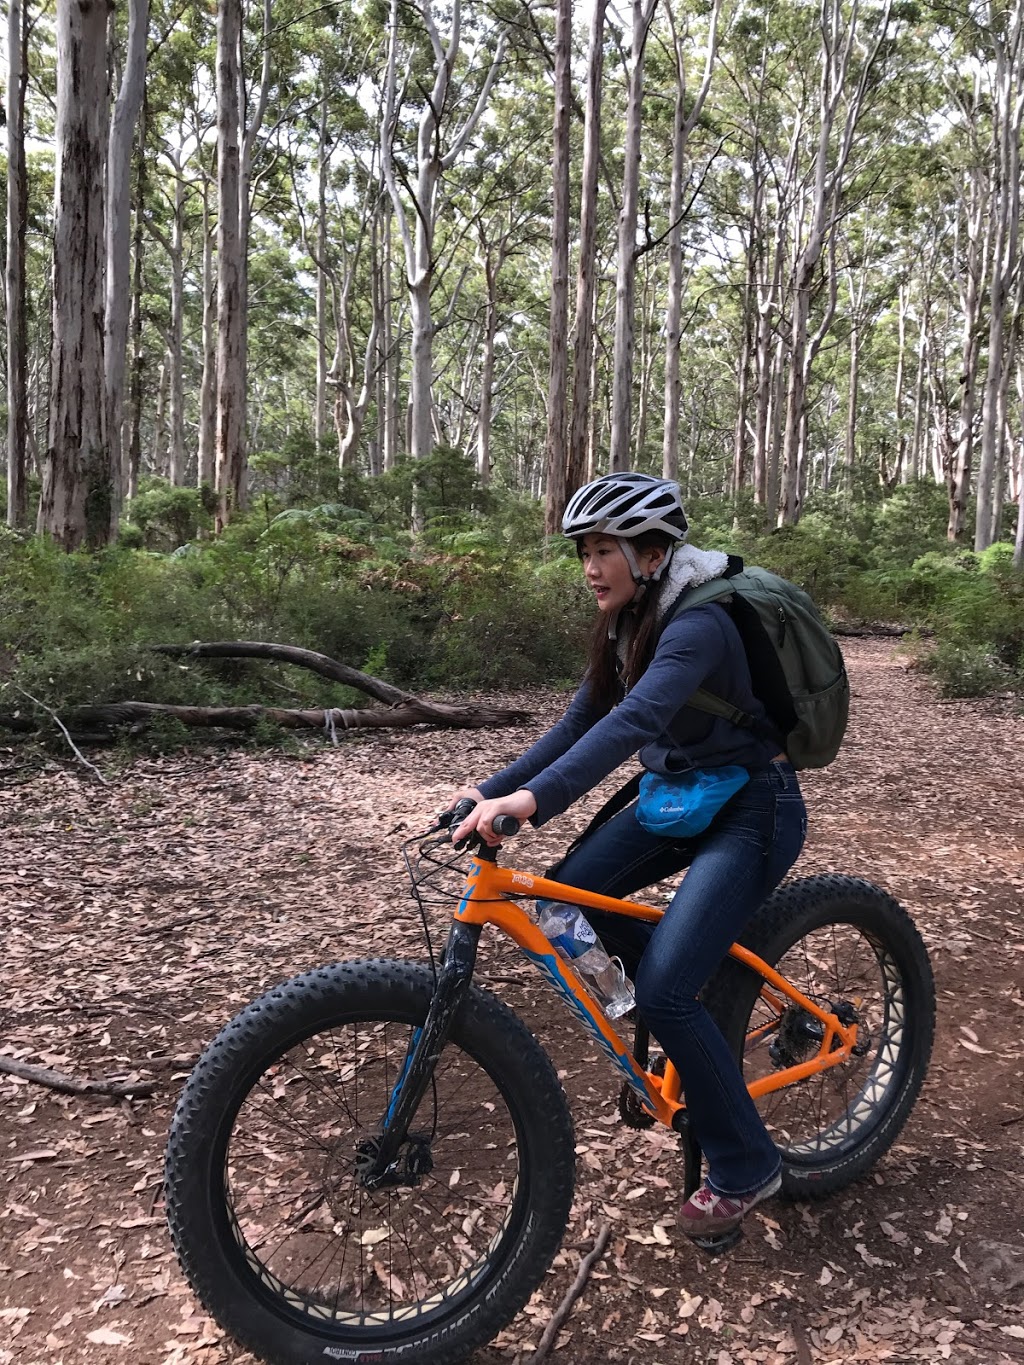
[0,641,532,738]
[150,640,414,705]
[0,698,530,735]
[831,624,933,638]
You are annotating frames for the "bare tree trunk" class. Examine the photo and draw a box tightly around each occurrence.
[910,296,930,483]
[104,0,149,523]
[214,0,245,531]
[894,284,909,482]
[587,291,604,482]
[126,109,146,506]
[752,117,798,511]
[975,13,1023,550]
[544,0,572,529]
[151,356,168,475]
[197,177,217,490]
[778,0,893,525]
[948,204,985,540]
[381,0,505,486]
[661,8,685,484]
[567,0,608,500]
[767,333,786,516]
[845,319,860,483]
[992,267,1024,542]
[477,257,499,486]
[166,162,187,485]
[314,89,329,451]
[609,0,658,472]
[5,0,30,528]
[39,0,111,550]
[381,204,397,472]
[368,235,384,479]
[1014,363,1024,567]
[731,227,756,497]
[634,263,656,461]
[661,0,721,485]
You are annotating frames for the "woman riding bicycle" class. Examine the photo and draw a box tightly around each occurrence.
[451,470,807,1238]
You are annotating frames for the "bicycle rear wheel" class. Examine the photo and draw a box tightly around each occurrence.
[706,875,935,1198]
[165,959,575,1365]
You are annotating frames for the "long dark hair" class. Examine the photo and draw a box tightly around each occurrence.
[580,531,676,711]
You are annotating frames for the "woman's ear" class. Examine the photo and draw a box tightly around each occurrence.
[640,544,666,577]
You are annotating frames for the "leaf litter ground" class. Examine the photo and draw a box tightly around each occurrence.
[1,639,1023,1365]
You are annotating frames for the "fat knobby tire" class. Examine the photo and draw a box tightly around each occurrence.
[705,874,935,1198]
[164,959,575,1365]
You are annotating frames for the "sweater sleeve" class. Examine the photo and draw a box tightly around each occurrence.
[522,606,731,825]
[477,681,609,800]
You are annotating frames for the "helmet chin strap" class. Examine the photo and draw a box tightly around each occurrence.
[607,542,676,638]
[619,540,674,585]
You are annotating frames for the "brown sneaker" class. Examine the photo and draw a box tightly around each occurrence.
[679,1172,782,1238]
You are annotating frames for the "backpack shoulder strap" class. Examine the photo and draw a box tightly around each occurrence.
[659,556,759,730]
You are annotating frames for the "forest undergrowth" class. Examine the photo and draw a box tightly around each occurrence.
[1,466,1022,750]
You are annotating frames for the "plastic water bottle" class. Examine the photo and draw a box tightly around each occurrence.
[537,902,635,1019]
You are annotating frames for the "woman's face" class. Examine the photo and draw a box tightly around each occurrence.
[579,534,664,614]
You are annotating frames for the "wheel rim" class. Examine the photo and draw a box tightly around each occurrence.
[741,922,909,1164]
[214,1016,525,1335]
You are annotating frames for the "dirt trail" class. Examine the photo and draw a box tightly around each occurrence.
[2,638,1023,1365]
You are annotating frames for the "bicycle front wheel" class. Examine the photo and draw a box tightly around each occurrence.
[165,959,575,1365]
[707,875,935,1198]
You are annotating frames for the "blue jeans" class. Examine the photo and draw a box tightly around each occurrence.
[546,760,807,1196]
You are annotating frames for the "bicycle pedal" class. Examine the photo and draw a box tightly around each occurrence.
[687,1226,743,1256]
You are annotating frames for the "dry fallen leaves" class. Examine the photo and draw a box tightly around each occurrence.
[1,641,1023,1364]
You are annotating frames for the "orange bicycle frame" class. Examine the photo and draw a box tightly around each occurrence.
[454,855,860,1130]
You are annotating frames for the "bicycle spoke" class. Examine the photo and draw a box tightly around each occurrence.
[220,1014,520,1329]
[746,921,907,1160]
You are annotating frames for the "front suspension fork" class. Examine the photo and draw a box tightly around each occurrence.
[360,920,481,1188]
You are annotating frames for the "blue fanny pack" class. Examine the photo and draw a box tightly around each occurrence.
[636,765,750,838]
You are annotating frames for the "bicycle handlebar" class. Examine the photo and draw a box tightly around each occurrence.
[435,801,520,847]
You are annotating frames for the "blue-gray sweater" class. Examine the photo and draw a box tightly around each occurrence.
[479,603,782,826]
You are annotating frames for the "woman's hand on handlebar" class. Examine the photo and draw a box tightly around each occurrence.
[452,790,538,847]
[447,785,485,811]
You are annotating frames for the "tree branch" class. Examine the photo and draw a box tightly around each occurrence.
[533,1223,611,1363]
[0,1056,158,1099]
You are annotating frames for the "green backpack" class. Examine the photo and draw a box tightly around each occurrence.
[668,563,849,770]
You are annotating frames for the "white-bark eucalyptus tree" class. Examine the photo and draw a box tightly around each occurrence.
[608,0,659,473]
[661,0,722,482]
[544,0,572,532]
[214,0,245,530]
[947,71,993,542]
[291,73,385,477]
[38,0,111,549]
[974,1,1024,551]
[567,0,609,500]
[5,0,29,527]
[380,0,507,475]
[104,0,149,508]
[778,0,895,526]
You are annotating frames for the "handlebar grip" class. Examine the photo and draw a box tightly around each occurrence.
[492,814,521,837]
[443,797,477,828]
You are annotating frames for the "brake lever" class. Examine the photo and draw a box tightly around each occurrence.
[437,797,479,849]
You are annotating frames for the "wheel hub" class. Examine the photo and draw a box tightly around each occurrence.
[768,1005,824,1067]
[353,1133,434,1191]
[769,999,870,1067]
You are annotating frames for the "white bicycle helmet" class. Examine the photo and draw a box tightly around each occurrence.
[562,472,688,542]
